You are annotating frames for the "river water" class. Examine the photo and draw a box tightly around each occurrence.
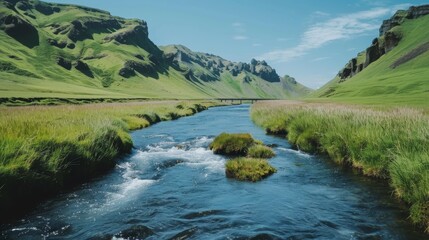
[1,105,426,239]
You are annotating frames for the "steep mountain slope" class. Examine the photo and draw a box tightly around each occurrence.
[0,0,309,99]
[312,5,429,107]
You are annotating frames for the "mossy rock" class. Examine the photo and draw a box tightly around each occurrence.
[225,158,277,182]
[209,133,255,156]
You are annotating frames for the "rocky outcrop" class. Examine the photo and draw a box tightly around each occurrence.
[407,5,429,19]
[56,57,72,70]
[47,38,66,49]
[379,10,407,36]
[103,22,148,45]
[251,59,280,82]
[0,14,39,48]
[364,38,383,68]
[15,1,31,11]
[48,18,122,42]
[74,60,93,78]
[163,45,281,83]
[380,5,429,36]
[34,1,60,15]
[118,60,157,78]
[338,4,429,80]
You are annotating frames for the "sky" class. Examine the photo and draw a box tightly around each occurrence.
[48,0,428,89]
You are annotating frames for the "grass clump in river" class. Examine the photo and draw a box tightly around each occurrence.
[251,100,429,232]
[0,101,218,223]
[210,132,276,182]
[225,158,277,182]
[209,133,255,156]
[247,144,275,158]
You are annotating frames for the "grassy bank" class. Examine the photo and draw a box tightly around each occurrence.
[251,101,429,232]
[0,101,219,223]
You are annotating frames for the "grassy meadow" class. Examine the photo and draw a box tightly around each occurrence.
[251,101,429,231]
[0,100,219,223]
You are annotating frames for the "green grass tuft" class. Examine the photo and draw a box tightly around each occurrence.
[225,157,277,182]
[209,133,255,156]
[247,144,275,158]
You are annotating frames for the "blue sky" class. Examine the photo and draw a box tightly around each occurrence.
[48,0,427,88]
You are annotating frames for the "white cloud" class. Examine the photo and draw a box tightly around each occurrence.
[232,22,248,40]
[232,22,243,27]
[252,43,262,47]
[258,5,408,62]
[311,57,330,62]
[313,11,330,17]
[233,35,248,40]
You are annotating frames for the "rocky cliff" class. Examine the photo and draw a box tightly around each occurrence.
[338,5,429,81]
[163,45,280,83]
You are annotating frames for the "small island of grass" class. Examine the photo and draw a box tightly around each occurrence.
[210,132,277,182]
[225,158,277,182]
[209,133,255,156]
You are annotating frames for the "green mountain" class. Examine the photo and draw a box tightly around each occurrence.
[311,5,429,107]
[0,0,310,99]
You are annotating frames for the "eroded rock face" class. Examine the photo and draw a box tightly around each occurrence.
[407,5,429,19]
[252,59,280,82]
[338,4,429,80]
[103,22,148,45]
[0,14,39,48]
[384,31,402,53]
[47,38,66,49]
[164,45,281,83]
[15,1,31,11]
[365,39,383,68]
[379,10,407,36]
[119,60,157,78]
[56,57,72,70]
[54,18,122,42]
[74,60,93,78]
[34,1,60,15]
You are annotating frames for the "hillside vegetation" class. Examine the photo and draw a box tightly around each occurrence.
[312,5,429,107]
[0,0,310,99]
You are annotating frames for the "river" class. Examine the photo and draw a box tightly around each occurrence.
[1,104,425,239]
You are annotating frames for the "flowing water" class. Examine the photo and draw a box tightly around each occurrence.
[1,105,426,239]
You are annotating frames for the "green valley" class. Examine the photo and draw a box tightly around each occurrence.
[0,0,309,100]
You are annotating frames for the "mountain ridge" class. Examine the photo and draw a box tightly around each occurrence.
[0,0,310,99]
